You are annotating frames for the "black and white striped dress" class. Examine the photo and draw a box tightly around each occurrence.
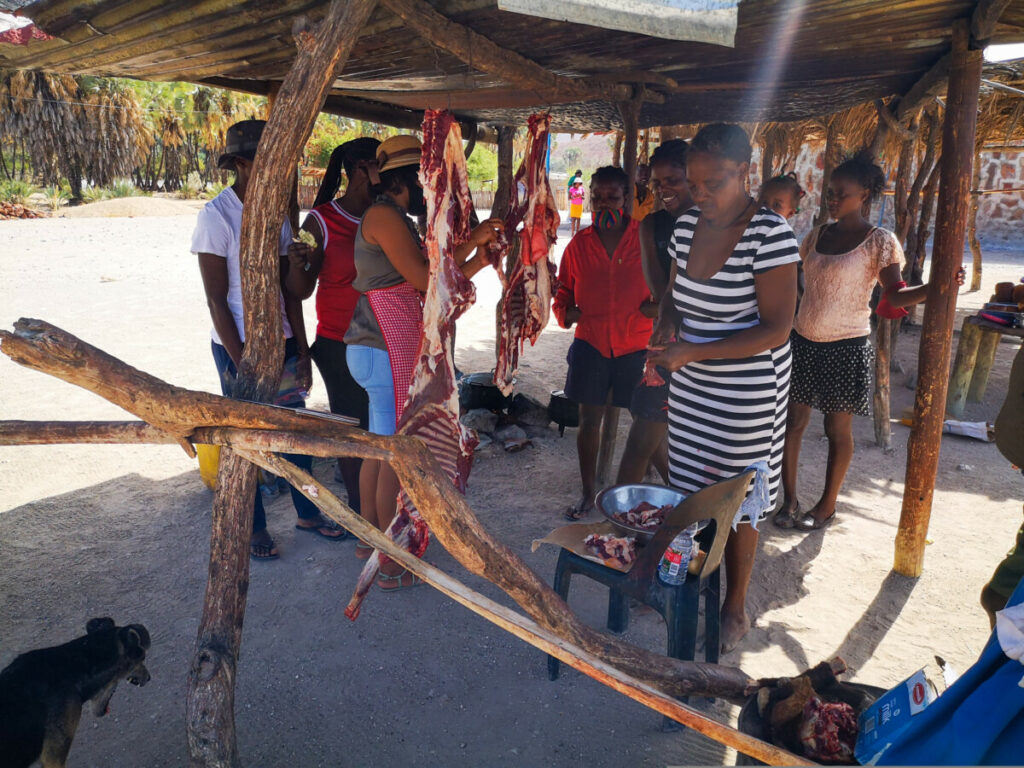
[667,206,800,522]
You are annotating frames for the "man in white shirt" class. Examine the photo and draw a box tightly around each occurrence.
[192,119,346,560]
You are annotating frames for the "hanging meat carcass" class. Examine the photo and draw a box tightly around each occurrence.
[492,114,560,395]
[345,109,478,619]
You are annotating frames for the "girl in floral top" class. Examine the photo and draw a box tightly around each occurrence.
[776,150,963,531]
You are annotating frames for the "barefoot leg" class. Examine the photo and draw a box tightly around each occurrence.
[721,522,758,652]
[809,411,854,523]
[780,402,811,518]
[616,417,667,485]
[568,403,605,518]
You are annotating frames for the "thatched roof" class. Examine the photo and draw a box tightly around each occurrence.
[3,0,1024,131]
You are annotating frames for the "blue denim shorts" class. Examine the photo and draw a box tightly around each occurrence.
[346,344,397,436]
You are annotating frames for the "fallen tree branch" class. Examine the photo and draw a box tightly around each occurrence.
[1,319,753,700]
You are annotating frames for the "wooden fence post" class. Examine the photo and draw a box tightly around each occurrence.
[968,151,983,291]
[895,21,981,578]
[184,2,378,766]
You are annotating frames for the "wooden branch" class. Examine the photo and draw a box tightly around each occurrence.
[378,0,633,104]
[618,97,640,214]
[972,0,1013,45]
[896,55,951,124]
[0,320,757,701]
[239,449,811,767]
[0,420,176,445]
[815,118,841,227]
[896,21,983,578]
[968,149,984,291]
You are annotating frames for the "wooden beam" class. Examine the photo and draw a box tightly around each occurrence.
[185,2,379,766]
[972,0,1014,45]
[895,21,982,578]
[619,98,640,214]
[378,0,634,104]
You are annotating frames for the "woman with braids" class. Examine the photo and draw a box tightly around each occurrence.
[286,137,380,518]
[775,150,963,532]
[554,165,654,520]
[617,139,692,485]
[342,135,503,589]
[647,124,800,651]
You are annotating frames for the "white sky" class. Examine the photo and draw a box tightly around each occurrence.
[985,43,1024,62]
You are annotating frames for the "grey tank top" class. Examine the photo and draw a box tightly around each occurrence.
[343,198,418,350]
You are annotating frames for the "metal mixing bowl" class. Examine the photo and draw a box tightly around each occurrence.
[596,483,689,544]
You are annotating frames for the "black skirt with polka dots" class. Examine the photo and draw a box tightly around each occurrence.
[789,331,874,416]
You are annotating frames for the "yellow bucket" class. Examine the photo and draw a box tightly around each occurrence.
[196,443,220,490]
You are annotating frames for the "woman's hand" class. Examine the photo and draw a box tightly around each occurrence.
[649,318,676,348]
[287,242,314,273]
[470,218,504,248]
[564,306,582,326]
[647,341,697,373]
[955,266,966,287]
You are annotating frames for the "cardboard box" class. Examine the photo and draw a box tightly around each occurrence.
[855,669,936,765]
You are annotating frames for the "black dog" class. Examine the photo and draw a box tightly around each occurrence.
[0,618,151,768]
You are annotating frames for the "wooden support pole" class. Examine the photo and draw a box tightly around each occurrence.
[596,407,621,489]
[895,21,981,578]
[968,155,984,291]
[967,327,1001,403]
[184,1,378,766]
[874,318,894,452]
[815,118,841,227]
[613,131,624,167]
[490,125,515,220]
[618,99,640,214]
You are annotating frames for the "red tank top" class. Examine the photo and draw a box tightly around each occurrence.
[308,200,361,342]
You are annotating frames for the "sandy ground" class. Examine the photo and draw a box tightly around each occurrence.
[1,198,1023,767]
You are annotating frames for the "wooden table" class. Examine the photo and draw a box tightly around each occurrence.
[947,316,1024,418]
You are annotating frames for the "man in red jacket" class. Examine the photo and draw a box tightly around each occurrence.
[553,166,657,520]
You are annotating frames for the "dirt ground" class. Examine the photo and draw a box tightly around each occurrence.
[1,197,1022,767]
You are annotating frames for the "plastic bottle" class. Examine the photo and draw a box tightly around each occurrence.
[657,523,698,585]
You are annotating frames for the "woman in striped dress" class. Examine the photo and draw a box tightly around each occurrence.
[649,124,800,652]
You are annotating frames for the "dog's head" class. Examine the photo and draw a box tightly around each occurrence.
[85,619,152,717]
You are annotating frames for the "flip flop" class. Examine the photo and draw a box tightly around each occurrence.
[295,519,348,541]
[377,571,425,592]
[250,539,279,560]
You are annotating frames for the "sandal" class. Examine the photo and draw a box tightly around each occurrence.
[377,571,425,592]
[794,512,836,531]
[250,538,279,560]
[772,504,800,529]
[355,542,374,560]
[564,504,592,522]
[295,517,348,541]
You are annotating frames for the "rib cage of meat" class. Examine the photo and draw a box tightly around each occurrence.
[492,114,560,396]
[345,110,478,620]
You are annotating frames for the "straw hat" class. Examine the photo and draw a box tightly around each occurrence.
[376,135,422,173]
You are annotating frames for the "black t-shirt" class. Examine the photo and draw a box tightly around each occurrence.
[651,208,675,283]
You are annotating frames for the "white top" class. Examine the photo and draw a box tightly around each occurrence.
[794,225,904,343]
[190,187,294,344]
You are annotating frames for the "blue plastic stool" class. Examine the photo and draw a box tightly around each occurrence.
[545,472,753,727]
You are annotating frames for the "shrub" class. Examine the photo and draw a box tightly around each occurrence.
[107,178,139,198]
[180,171,203,200]
[43,184,68,211]
[0,179,38,205]
[204,180,229,199]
